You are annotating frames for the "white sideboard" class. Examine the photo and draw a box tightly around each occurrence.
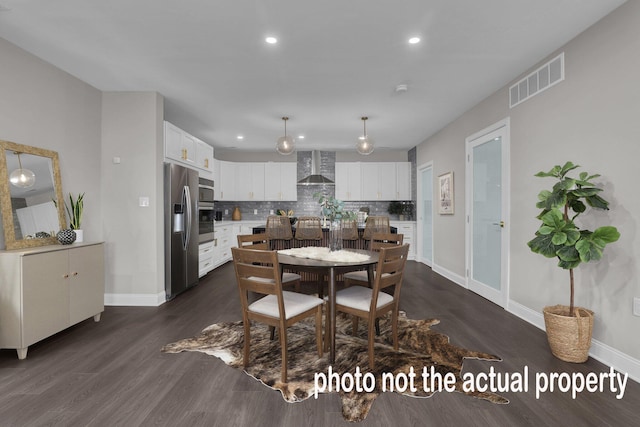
[0,242,105,359]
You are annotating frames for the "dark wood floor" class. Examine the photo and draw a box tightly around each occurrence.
[0,260,638,426]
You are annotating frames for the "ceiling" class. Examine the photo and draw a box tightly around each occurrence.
[0,0,626,153]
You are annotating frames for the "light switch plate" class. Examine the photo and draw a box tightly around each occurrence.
[139,196,149,207]
[254,209,258,215]
[634,297,640,316]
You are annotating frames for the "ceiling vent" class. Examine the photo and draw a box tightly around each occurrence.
[510,52,564,108]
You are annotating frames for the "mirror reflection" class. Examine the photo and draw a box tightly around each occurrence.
[0,140,66,250]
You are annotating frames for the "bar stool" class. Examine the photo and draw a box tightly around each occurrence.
[295,216,323,247]
[362,216,391,249]
[266,215,294,250]
[341,218,359,249]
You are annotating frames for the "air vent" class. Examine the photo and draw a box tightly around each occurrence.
[510,52,564,108]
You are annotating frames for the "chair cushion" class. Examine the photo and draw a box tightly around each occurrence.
[334,286,393,311]
[342,270,390,282]
[249,291,323,319]
[247,272,301,284]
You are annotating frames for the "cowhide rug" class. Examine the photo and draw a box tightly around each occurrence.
[162,312,508,422]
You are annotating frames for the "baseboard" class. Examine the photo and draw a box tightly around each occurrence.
[432,263,466,288]
[104,292,166,307]
[508,300,640,383]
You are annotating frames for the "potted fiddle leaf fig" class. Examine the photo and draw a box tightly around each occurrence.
[527,162,619,363]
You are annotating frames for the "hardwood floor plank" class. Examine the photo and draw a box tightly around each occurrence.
[0,260,638,426]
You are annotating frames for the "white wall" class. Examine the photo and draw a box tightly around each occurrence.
[416,1,640,362]
[101,92,165,305]
[0,37,103,249]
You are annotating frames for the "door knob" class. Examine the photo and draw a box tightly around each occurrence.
[492,221,505,228]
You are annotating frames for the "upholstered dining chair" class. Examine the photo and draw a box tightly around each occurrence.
[333,244,410,369]
[236,233,301,291]
[361,216,391,248]
[294,216,323,246]
[266,215,294,249]
[343,232,404,288]
[232,247,324,383]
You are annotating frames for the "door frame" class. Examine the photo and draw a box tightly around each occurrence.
[464,118,511,308]
[416,161,434,267]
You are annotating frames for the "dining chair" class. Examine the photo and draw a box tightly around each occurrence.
[232,247,324,383]
[361,216,391,248]
[266,215,294,250]
[343,232,404,287]
[341,218,359,249]
[333,244,410,369]
[236,233,301,291]
[294,216,323,246]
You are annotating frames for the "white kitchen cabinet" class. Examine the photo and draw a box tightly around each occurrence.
[361,162,396,200]
[212,223,234,268]
[195,138,214,179]
[164,121,196,166]
[335,162,362,201]
[198,240,215,277]
[395,162,412,200]
[236,163,265,201]
[264,162,297,201]
[391,221,416,260]
[217,160,236,201]
[0,242,105,359]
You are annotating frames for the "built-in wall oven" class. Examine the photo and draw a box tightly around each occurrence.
[198,178,215,243]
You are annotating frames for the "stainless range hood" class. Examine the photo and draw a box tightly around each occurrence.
[297,150,334,185]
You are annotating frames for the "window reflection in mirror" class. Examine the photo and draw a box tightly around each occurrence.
[0,140,66,250]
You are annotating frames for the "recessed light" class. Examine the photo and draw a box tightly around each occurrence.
[408,37,421,44]
[237,135,244,140]
[297,135,305,140]
[265,36,278,44]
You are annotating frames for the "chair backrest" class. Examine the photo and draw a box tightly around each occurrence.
[266,215,293,240]
[294,216,323,240]
[341,219,359,241]
[362,216,390,240]
[232,247,285,315]
[237,233,269,250]
[370,232,403,251]
[370,244,410,310]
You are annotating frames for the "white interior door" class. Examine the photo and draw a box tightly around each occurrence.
[466,119,510,307]
[417,162,433,266]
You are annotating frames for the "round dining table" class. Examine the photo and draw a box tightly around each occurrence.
[277,248,379,364]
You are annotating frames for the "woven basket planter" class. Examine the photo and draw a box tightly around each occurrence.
[543,305,594,363]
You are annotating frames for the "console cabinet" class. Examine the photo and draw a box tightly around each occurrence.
[0,242,105,359]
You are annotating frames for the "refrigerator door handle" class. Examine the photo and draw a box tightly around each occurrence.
[184,185,192,249]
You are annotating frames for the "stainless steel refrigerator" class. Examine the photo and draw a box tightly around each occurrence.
[165,163,199,300]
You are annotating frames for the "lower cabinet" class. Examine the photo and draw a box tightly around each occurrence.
[198,241,215,277]
[212,223,234,269]
[390,221,416,260]
[0,242,105,359]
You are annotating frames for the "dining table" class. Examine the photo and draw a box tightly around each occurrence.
[277,248,379,364]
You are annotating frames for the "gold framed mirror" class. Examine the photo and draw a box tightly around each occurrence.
[0,140,66,250]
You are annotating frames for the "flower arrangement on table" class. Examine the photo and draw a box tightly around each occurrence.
[313,192,357,224]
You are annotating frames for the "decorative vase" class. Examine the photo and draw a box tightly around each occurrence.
[232,206,241,221]
[543,304,594,363]
[57,229,77,245]
[73,229,84,243]
[329,220,342,252]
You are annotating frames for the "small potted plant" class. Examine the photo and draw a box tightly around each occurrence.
[314,192,356,251]
[527,162,619,362]
[65,193,84,242]
[387,201,404,220]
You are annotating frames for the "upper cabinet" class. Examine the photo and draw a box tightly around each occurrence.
[164,121,213,178]
[236,163,265,201]
[264,162,297,201]
[217,160,236,201]
[336,161,411,201]
[335,162,362,201]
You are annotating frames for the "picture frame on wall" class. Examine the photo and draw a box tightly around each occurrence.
[438,172,454,215]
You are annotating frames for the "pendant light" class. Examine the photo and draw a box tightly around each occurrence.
[9,152,36,188]
[276,116,295,155]
[356,116,374,155]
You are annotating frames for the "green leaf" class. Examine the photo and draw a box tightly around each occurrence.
[559,161,579,177]
[551,232,567,245]
[568,199,586,214]
[557,245,579,262]
[558,258,582,269]
[541,209,563,227]
[592,226,620,244]
[528,234,559,258]
[538,225,554,235]
[576,239,603,262]
[565,229,581,245]
[585,194,610,210]
[571,187,601,197]
[553,179,575,192]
